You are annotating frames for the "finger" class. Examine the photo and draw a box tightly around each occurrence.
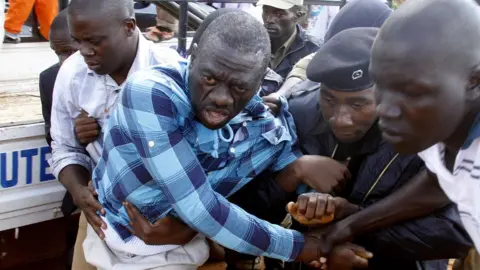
[309,261,322,269]
[75,116,96,125]
[314,194,327,219]
[124,202,149,226]
[305,195,318,220]
[76,124,100,134]
[353,256,369,268]
[286,201,297,216]
[321,264,327,270]
[297,195,309,215]
[325,196,335,216]
[348,243,373,259]
[84,210,106,235]
[87,197,106,216]
[262,96,281,105]
[265,103,280,115]
[88,181,98,196]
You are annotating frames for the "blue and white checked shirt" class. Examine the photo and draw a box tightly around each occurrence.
[93,60,305,261]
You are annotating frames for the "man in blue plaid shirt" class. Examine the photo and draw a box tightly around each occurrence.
[84,11,368,270]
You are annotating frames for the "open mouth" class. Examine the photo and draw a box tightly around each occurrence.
[203,109,229,126]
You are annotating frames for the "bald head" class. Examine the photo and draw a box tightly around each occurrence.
[371,0,480,154]
[68,0,134,22]
[373,0,480,76]
[196,11,271,71]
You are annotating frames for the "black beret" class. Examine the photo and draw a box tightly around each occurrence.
[307,27,379,92]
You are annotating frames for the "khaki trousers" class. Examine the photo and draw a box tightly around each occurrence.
[72,212,96,270]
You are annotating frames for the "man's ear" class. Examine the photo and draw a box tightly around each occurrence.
[125,17,136,37]
[466,66,480,102]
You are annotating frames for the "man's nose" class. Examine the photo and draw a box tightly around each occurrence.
[376,91,402,120]
[210,86,234,107]
[332,106,354,128]
[79,43,95,57]
[264,13,276,24]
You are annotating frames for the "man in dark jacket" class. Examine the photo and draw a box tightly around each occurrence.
[258,0,319,96]
[285,27,472,269]
[39,9,77,147]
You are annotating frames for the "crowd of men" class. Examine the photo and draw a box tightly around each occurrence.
[37,0,480,269]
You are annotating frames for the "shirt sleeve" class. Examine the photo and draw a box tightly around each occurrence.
[118,73,305,262]
[286,53,316,81]
[50,64,92,178]
[270,96,303,172]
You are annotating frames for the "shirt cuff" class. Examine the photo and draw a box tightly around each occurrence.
[269,229,305,262]
[50,152,92,178]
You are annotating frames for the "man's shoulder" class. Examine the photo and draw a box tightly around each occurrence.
[297,25,321,51]
[149,46,183,66]
[125,61,188,100]
[56,52,89,80]
[40,63,60,79]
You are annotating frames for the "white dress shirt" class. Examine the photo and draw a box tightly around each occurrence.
[50,32,182,178]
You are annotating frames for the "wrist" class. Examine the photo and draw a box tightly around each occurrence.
[277,158,304,192]
[297,236,326,263]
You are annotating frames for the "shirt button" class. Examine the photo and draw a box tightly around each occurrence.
[230,147,236,153]
[148,141,155,148]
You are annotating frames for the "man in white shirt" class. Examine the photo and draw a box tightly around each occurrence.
[371,0,480,250]
[50,0,181,268]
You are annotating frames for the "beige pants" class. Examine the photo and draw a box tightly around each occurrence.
[72,212,96,270]
[83,225,209,270]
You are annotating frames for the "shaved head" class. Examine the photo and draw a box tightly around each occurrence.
[67,0,138,76]
[371,0,480,154]
[68,0,134,21]
[373,0,480,79]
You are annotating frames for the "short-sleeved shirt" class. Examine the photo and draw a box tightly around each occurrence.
[418,114,480,250]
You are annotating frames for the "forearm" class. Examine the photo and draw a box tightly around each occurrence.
[360,209,472,260]
[334,170,450,241]
[276,77,303,98]
[58,164,91,194]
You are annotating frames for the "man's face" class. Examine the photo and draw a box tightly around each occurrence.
[371,50,467,154]
[262,5,297,39]
[321,86,377,143]
[68,13,133,75]
[189,44,265,130]
[50,30,78,66]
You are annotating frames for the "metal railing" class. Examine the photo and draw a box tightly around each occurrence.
[146,0,348,55]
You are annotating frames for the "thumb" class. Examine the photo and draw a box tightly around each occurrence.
[287,202,298,215]
[349,244,373,259]
[353,256,369,269]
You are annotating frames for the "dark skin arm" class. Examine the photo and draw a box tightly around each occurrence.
[124,202,197,245]
[59,165,106,238]
[276,155,350,194]
[315,170,451,252]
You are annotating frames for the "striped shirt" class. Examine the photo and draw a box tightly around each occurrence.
[93,60,305,261]
[418,114,480,250]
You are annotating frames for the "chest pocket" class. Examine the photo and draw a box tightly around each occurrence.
[234,123,292,179]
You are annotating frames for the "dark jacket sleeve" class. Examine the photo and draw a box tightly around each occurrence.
[357,157,473,261]
[39,70,53,147]
[359,204,472,260]
[228,170,296,225]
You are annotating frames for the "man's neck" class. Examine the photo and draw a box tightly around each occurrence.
[109,33,140,86]
[271,28,295,54]
[444,111,478,153]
